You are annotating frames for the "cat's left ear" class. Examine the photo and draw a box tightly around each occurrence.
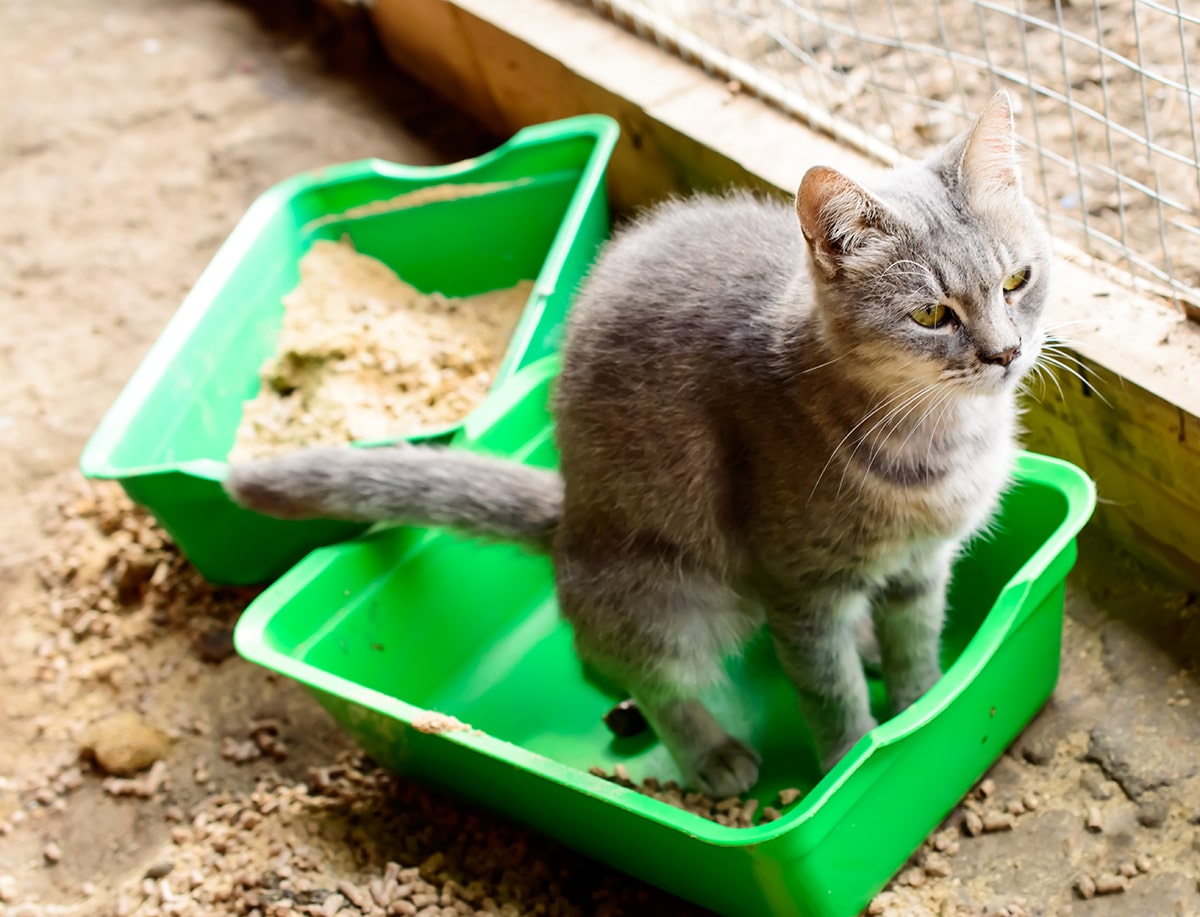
[960,91,1021,193]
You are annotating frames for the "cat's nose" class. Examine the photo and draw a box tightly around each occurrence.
[980,343,1021,367]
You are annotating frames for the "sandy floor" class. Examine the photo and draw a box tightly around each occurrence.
[1,3,1197,916]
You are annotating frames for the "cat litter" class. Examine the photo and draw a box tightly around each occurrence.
[233,355,1096,917]
[229,238,532,462]
[79,115,618,584]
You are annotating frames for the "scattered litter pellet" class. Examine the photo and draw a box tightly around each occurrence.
[230,239,532,460]
[899,866,925,887]
[868,891,898,914]
[982,812,1016,833]
[1094,874,1129,895]
[761,806,782,823]
[1118,861,1137,878]
[1006,799,1025,816]
[410,712,473,735]
[963,811,984,837]
[923,852,952,878]
[1135,853,1152,873]
[1075,875,1096,899]
[1086,806,1104,833]
[778,787,802,806]
[977,778,996,798]
[1022,791,1039,811]
[43,841,62,865]
[0,875,16,902]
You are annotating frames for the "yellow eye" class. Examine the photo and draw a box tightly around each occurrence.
[910,303,948,328]
[1003,268,1029,293]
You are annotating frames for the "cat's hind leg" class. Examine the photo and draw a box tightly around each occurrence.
[556,555,761,796]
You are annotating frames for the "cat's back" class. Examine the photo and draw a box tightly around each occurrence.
[565,190,801,344]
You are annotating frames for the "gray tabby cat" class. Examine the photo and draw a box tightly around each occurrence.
[227,92,1051,796]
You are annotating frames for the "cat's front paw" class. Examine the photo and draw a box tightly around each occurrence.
[690,736,761,797]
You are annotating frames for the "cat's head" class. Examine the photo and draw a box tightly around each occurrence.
[795,92,1051,396]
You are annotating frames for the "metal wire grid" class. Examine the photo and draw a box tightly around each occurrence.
[578,0,1200,312]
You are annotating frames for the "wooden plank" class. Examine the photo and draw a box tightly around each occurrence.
[370,0,1200,588]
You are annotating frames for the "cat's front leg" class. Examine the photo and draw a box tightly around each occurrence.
[871,547,955,713]
[765,587,879,771]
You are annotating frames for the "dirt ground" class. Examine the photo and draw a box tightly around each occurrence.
[0,2,1198,916]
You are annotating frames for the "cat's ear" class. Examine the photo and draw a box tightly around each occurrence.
[960,91,1021,193]
[796,166,894,276]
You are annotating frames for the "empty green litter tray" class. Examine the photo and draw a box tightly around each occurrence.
[80,115,618,585]
[234,355,1097,917]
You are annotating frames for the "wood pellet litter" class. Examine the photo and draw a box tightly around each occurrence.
[587,767,802,829]
[230,239,532,461]
[1,477,707,917]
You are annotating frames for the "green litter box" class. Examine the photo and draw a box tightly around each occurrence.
[233,355,1097,917]
[79,115,618,585]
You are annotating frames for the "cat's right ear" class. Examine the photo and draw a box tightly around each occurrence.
[796,167,893,276]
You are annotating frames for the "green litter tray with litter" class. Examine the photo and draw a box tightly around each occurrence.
[79,115,618,586]
[233,355,1097,917]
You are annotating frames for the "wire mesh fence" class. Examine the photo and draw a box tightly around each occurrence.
[577,0,1200,313]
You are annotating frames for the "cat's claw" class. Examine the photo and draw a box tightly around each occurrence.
[690,736,761,797]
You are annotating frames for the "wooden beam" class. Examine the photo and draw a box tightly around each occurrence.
[371,0,1200,588]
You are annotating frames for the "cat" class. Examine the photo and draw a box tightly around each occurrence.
[226,91,1051,797]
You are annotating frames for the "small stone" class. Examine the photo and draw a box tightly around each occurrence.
[1094,874,1128,895]
[195,627,237,664]
[1136,796,1169,828]
[1018,736,1052,766]
[778,787,802,806]
[1075,875,1096,899]
[1081,770,1115,801]
[81,712,170,776]
[1086,806,1104,833]
[964,810,984,837]
[43,841,62,864]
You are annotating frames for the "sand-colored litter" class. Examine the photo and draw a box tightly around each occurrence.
[230,239,531,461]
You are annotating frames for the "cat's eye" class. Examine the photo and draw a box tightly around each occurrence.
[910,303,953,329]
[1003,267,1030,294]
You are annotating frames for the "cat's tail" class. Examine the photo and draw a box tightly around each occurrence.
[225,445,563,551]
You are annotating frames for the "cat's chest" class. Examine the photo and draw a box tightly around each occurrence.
[749,433,1015,583]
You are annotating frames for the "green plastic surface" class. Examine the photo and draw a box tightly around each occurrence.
[79,116,618,585]
[234,355,1097,917]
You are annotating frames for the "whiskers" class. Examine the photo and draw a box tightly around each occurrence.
[1030,329,1112,408]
